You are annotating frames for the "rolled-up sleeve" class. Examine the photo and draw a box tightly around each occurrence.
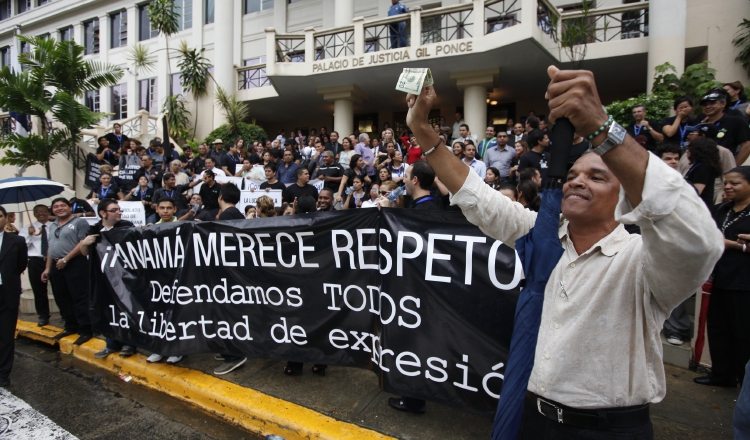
[616,153,724,312]
[449,170,537,248]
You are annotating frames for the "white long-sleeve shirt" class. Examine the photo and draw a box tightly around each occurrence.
[450,153,723,408]
[19,220,49,258]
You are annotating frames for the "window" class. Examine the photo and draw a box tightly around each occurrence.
[244,0,273,14]
[17,0,31,14]
[85,90,100,113]
[139,78,158,115]
[19,41,29,54]
[205,0,214,24]
[139,3,158,41]
[84,19,100,55]
[59,26,73,42]
[171,73,183,96]
[111,84,127,120]
[37,0,47,5]
[0,1,10,21]
[174,0,192,31]
[0,46,10,68]
[110,10,127,48]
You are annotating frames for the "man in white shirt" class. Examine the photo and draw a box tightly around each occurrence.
[197,157,227,180]
[403,67,723,438]
[457,124,478,143]
[19,204,52,326]
[451,112,465,140]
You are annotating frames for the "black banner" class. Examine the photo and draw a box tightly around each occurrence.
[90,209,521,415]
[85,152,103,190]
[118,155,142,190]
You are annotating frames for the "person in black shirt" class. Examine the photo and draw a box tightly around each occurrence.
[698,89,750,164]
[136,154,163,190]
[313,151,344,192]
[151,173,199,212]
[694,166,750,388]
[685,138,722,209]
[259,164,287,191]
[177,194,215,222]
[381,160,440,414]
[95,137,120,166]
[661,96,698,147]
[122,175,157,224]
[191,143,210,176]
[198,170,222,216]
[625,104,664,151]
[104,123,130,152]
[87,172,124,203]
[568,134,592,172]
[67,196,94,218]
[213,183,249,375]
[518,130,550,187]
[220,143,242,176]
[281,168,318,204]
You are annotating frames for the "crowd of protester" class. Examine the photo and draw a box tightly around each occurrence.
[3,78,750,426]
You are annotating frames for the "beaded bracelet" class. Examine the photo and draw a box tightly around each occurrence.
[585,115,614,141]
[423,137,445,156]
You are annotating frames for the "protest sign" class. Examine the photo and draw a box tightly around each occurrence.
[118,155,142,189]
[89,209,520,415]
[118,201,146,226]
[237,190,283,213]
[84,153,104,190]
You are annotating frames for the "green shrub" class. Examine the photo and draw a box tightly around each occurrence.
[203,122,268,146]
[606,92,673,127]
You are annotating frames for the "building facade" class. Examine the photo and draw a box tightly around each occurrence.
[0,0,747,186]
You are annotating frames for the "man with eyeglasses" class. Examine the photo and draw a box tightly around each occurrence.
[80,199,136,359]
[19,204,53,326]
[41,198,93,345]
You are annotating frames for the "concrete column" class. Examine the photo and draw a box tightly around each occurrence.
[647,0,686,92]
[99,15,109,63]
[304,27,315,63]
[353,16,365,56]
[265,28,277,75]
[318,84,369,137]
[273,0,287,34]
[334,0,354,28]
[73,22,84,46]
[126,6,137,49]
[233,0,242,66]
[472,0,485,38]
[410,6,422,47]
[450,69,499,139]
[333,100,354,136]
[213,0,235,127]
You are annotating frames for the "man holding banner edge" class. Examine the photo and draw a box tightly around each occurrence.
[404,67,723,438]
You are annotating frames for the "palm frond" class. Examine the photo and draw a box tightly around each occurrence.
[81,61,125,92]
[177,42,211,98]
[215,86,250,135]
[127,43,157,75]
[148,0,180,37]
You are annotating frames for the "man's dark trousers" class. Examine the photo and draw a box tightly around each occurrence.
[49,256,91,335]
[0,232,28,383]
[0,286,19,382]
[28,256,50,319]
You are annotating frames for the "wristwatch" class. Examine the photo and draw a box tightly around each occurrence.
[591,121,627,156]
[61,258,68,264]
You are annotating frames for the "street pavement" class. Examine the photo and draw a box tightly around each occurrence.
[15,312,741,439]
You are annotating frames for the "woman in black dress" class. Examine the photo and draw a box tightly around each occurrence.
[695,166,750,388]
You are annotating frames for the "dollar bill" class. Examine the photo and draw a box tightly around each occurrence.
[395,68,434,95]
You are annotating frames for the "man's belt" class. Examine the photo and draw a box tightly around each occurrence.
[528,392,650,429]
[29,256,46,260]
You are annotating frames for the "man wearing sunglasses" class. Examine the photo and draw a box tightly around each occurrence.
[41,198,93,345]
[80,199,135,359]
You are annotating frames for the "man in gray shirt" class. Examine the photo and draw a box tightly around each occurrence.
[41,197,92,345]
[484,131,515,181]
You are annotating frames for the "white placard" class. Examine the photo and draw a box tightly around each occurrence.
[237,190,283,215]
[308,179,325,192]
[118,201,146,227]
[235,163,244,175]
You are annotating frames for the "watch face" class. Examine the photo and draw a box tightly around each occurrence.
[611,122,627,142]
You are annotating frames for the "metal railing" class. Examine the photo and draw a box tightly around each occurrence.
[79,110,160,150]
[421,5,474,44]
[315,29,355,60]
[536,0,558,41]
[485,0,522,35]
[562,3,649,43]
[238,64,271,90]
[275,37,306,62]
[363,15,411,53]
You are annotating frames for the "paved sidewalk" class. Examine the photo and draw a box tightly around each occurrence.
[18,312,739,439]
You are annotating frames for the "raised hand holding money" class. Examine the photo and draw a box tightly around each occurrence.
[396,68,434,95]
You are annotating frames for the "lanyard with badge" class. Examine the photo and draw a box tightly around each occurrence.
[679,123,690,147]
[413,196,436,206]
[633,123,644,137]
[100,186,110,199]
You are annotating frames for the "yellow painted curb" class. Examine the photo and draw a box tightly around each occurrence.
[16,320,396,440]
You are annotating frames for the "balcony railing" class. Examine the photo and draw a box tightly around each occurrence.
[421,4,474,44]
[364,15,411,53]
[315,29,355,60]
[238,64,271,90]
[485,0,522,35]
[275,36,306,62]
[562,2,649,43]
[263,0,650,74]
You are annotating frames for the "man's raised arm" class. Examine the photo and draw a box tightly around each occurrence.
[545,66,648,206]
